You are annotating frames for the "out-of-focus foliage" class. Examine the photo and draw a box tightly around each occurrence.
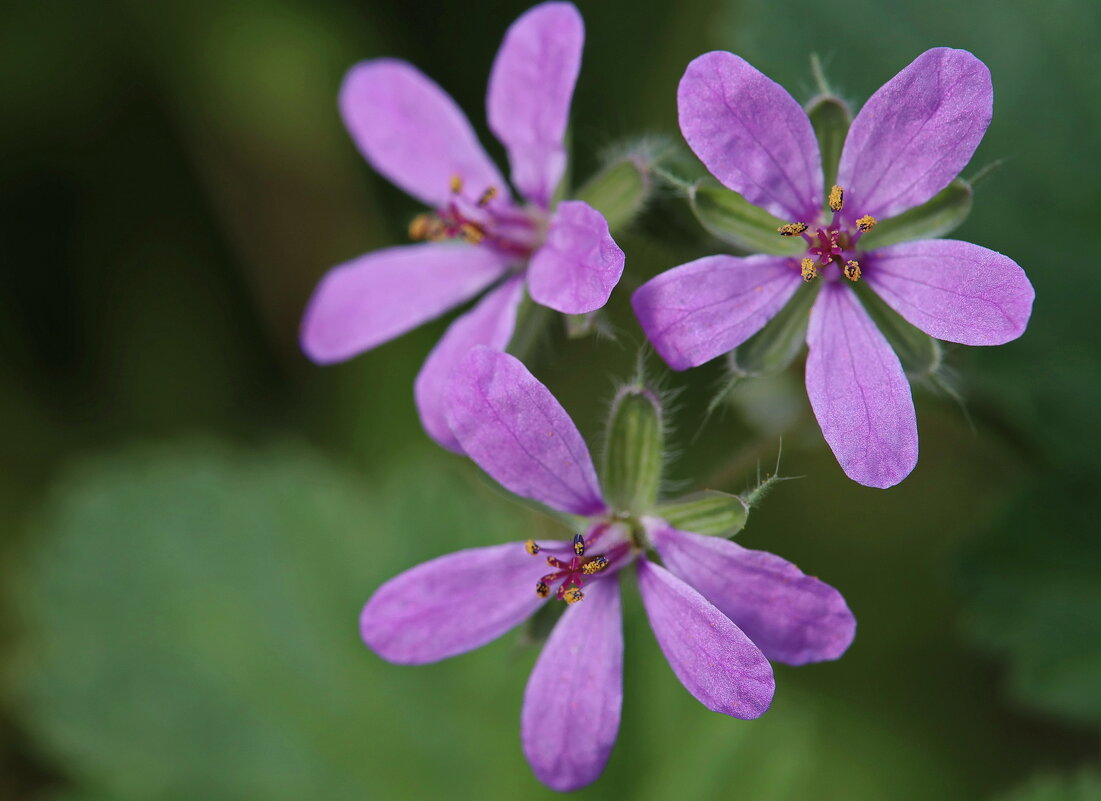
[998,770,1101,801]
[957,481,1101,727]
[1,0,1100,797]
[8,442,545,801]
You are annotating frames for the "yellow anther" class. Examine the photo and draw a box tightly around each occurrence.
[582,556,608,575]
[828,185,845,212]
[459,223,484,244]
[800,257,818,282]
[844,259,861,282]
[449,174,463,194]
[525,539,540,556]
[572,533,586,556]
[535,581,550,598]
[408,214,432,241]
[477,186,498,207]
[856,214,877,233]
[777,222,808,237]
[563,587,584,605]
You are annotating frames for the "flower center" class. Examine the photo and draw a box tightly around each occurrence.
[524,527,630,605]
[777,184,878,283]
[408,174,545,259]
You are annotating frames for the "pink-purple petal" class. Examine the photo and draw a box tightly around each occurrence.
[300,243,511,364]
[805,283,918,488]
[340,59,509,209]
[487,2,583,208]
[444,347,605,516]
[864,239,1034,346]
[527,200,625,314]
[636,558,774,719]
[632,255,800,370]
[678,51,823,222]
[521,577,622,792]
[414,278,525,452]
[360,542,548,665]
[650,524,856,666]
[837,48,992,220]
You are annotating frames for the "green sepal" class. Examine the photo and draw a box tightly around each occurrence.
[601,386,664,515]
[860,179,973,250]
[729,280,820,378]
[852,282,942,377]
[656,490,749,538]
[806,94,852,189]
[574,157,652,234]
[688,179,804,256]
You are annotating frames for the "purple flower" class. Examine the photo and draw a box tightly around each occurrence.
[300,2,625,452]
[632,49,1034,488]
[360,346,855,791]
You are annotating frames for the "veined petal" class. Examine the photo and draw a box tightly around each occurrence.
[445,347,605,516]
[340,59,509,209]
[636,558,774,719]
[678,51,823,222]
[864,239,1034,346]
[415,278,525,452]
[487,2,583,208]
[838,48,992,220]
[527,200,625,314]
[806,283,918,488]
[650,525,855,666]
[632,255,800,370]
[360,542,548,664]
[521,577,622,792]
[300,243,511,364]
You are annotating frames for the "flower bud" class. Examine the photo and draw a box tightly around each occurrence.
[853,283,942,378]
[728,281,820,378]
[689,180,804,256]
[574,148,656,234]
[805,94,852,189]
[656,490,749,538]
[859,178,973,250]
[601,385,664,514]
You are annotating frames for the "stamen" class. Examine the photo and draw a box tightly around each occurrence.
[582,556,609,575]
[525,539,540,556]
[777,222,808,237]
[828,185,845,212]
[546,555,568,568]
[535,581,550,598]
[449,174,463,194]
[458,223,484,244]
[843,259,861,282]
[856,215,877,233]
[572,533,586,557]
[562,587,584,605]
[800,257,818,282]
[477,186,498,207]
[408,214,432,241]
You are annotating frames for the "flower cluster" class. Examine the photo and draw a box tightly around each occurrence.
[300,1,1033,792]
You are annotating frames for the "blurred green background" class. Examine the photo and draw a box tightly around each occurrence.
[2,0,1099,798]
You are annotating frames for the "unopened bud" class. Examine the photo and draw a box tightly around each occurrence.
[601,385,664,514]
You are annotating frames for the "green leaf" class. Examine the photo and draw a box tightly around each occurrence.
[7,441,545,801]
[860,179,973,250]
[601,386,665,514]
[806,95,852,189]
[688,180,804,256]
[852,283,942,377]
[574,157,652,234]
[656,490,749,538]
[729,281,820,378]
